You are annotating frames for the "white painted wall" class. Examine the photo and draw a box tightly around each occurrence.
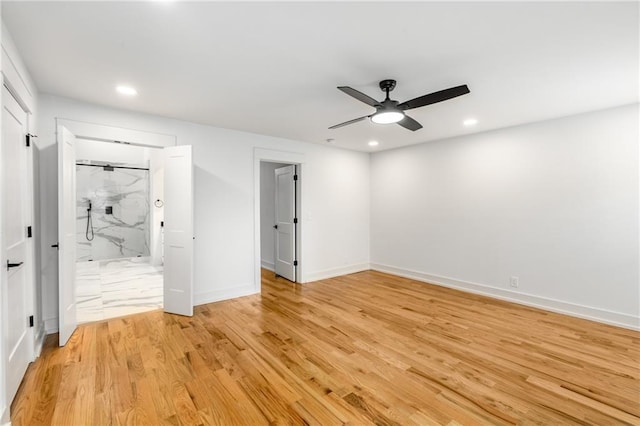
[36,94,371,333]
[260,162,288,271]
[371,104,639,329]
[149,149,164,266]
[75,138,151,167]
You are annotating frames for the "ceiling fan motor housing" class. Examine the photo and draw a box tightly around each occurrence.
[379,79,397,93]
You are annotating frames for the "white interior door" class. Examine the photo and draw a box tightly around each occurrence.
[57,125,77,346]
[163,145,193,316]
[274,165,296,282]
[2,86,33,402]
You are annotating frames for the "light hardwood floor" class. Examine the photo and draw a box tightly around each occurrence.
[11,270,640,425]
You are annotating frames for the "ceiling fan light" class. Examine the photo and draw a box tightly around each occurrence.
[371,110,404,124]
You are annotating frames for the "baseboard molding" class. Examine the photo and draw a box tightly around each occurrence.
[303,263,370,283]
[261,260,275,272]
[370,263,639,331]
[195,284,258,306]
[0,404,10,425]
[44,317,59,335]
[34,322,46,357]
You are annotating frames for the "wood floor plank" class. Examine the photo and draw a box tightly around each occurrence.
[10,269,640,425]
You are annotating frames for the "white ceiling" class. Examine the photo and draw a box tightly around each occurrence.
[2,1,638,152]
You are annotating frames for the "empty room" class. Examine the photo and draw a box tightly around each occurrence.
[0,1,637,425]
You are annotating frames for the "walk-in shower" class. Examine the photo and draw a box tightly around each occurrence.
[75,158,162,323]
[76,161,150,261]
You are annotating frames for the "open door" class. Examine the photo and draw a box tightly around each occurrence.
[163,145,193,316]
[274,165,296,282]
[57,125,77,346]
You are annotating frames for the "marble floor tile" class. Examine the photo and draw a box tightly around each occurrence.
[76,258,163,324]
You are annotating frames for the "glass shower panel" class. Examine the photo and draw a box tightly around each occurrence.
[76,164,150,261]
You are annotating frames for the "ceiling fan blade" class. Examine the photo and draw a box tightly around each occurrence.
[397,115,423,131]
[398,85,470,111]
[329,115,370,129]
[337,86,381,107]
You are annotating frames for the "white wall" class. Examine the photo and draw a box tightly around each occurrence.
[260,162,288,271]
[36,94,371,333]
[371,104,639,329]
[149,149,164,266]
[75,138,152,167]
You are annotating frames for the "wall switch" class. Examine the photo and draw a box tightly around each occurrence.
[510,276,519,288]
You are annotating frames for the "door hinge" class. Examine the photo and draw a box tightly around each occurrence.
[29,315,34,327]
[293,174,298,181]
[293,260,298,266]
[26,133,37,147]
[27,226,32,238]
[293,218,298,224]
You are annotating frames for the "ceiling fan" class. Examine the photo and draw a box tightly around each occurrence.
[329,79,470,131]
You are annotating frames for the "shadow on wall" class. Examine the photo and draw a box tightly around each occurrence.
[38,142,60,322]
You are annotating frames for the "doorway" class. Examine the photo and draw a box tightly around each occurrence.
[74,139,163,323]
[258,160,301,283]
[56,120,193,346]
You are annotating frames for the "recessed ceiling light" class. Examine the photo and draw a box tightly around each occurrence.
[463,118,478,127]
[116,85,137,96]
[368,141,379,147]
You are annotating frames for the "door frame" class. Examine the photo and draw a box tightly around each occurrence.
[54,119,178,335]
[253,148,304,290]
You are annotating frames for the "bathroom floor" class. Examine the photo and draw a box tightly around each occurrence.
[76,257,163,323]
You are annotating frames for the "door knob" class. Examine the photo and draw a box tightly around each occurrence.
[7,260,23,270]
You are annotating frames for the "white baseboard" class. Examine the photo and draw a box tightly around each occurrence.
[370,263,639,331]
[261,260,275,272]
[303,263,370,283]
[34,322,46,357]
[0,404,10,425]
[194,284,258,306]
[44,317,59,334]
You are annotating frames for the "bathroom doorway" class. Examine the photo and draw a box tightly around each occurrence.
[56,119,193,346]
[74,138,164,323]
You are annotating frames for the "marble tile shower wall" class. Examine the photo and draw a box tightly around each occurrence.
[76,164,150,261]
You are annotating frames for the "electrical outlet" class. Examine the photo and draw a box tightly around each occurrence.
[510,276,519,288]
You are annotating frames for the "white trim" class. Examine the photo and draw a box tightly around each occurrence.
[370,263,640,331]
[1,23,35,113]
[253,148,305,291]
[0,407,10,426]
[44,317,59,335]
[56,118,176,148]
[33,322,46,358]
[194,284,257,307]
[261,260,275,272]
[303,263,371,283]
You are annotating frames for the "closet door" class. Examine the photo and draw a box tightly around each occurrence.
[2,86,34,401]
